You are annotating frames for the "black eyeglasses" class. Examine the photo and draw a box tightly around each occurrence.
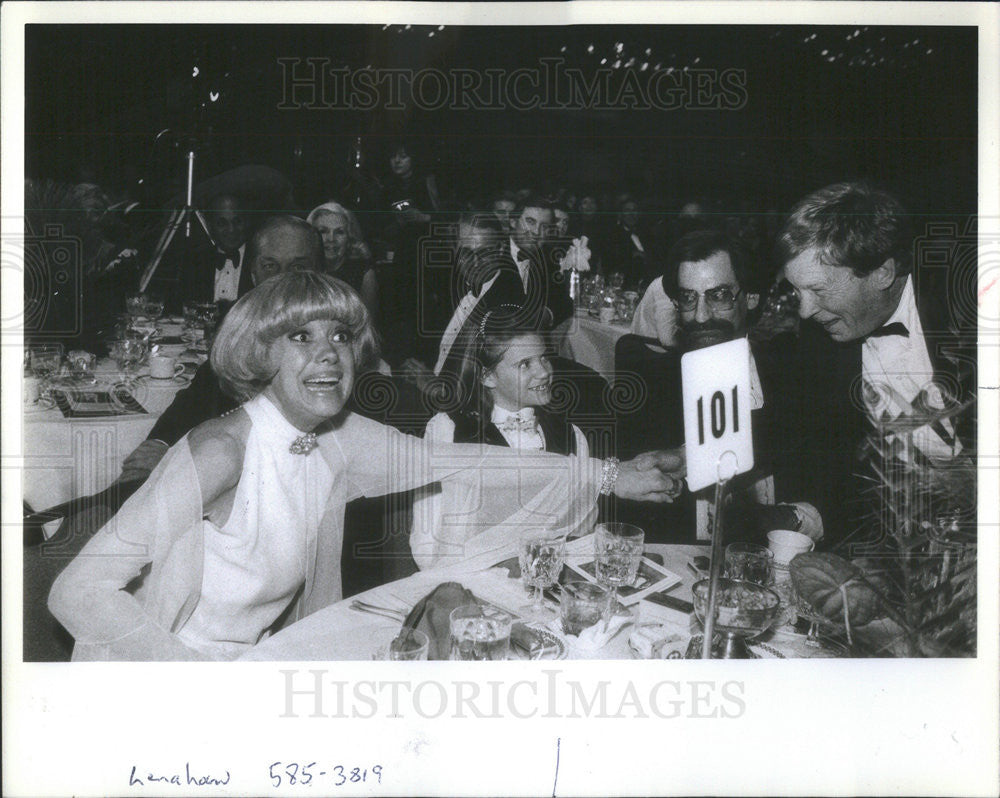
[675,286,742,312]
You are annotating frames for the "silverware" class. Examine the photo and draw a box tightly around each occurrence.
[349,600,407,621]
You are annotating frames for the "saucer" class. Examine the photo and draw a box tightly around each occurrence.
[136,373,191,386]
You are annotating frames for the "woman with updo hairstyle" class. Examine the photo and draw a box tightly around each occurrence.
[50,276,684,659]
[306,201,378,320]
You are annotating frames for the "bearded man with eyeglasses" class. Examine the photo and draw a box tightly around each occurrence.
[613,230,822,544]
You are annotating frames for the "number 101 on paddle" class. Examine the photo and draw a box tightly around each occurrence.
[681,337,754,492]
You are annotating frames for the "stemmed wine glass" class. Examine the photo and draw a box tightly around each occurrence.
[517,529,566,622]
[593,522,645,610]
[108,335,148,383]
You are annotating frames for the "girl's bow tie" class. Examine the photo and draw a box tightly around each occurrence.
[496,413,537,433]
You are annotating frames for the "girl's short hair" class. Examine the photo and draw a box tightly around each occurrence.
[306,201,371,262]
[434,303,547,417]
[211,271,380,401]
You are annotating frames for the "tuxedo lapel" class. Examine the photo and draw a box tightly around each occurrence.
[236,251,254,298]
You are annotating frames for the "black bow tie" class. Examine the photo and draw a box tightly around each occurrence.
[868,322,909,339]
[514,248,532,262]
[217,250,240,270]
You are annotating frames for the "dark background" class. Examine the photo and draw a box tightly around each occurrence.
[26,24,977,217]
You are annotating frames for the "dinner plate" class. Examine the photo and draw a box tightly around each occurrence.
[22,399,58,415]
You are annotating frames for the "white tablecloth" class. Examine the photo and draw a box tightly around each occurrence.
[556,308,631,380]
[21,359,192,512]
[240,541,855,661]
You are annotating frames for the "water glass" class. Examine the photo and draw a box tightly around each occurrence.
[67,350,97,384]
[29,345,63,379]
[599,289,619,324]
[609,271,625,290]
[28,344,64,401]
[108,336,148,376]
[143,294,165,321]
[618,290,639,323]
[182,301,219,344]
[449,604,512,661]
[559,581,612,636]
[125,292,147,319]
[594,522,645,603]
[517,529,565,622]
[724,543,775,586]
[388,629,430,661]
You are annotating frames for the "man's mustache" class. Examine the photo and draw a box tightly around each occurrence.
[681,319,737,350]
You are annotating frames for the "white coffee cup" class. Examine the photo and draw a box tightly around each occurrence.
[149,355,185,380]
[767,529,815,566]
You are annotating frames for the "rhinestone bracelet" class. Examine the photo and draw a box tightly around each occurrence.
[599,457,620,496]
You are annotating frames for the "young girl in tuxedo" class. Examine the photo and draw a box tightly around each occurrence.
[410,305,594,569]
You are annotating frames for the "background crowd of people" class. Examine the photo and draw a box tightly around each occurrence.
[20,22,980,664]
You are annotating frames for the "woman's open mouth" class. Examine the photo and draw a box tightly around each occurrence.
[303,375,343,393]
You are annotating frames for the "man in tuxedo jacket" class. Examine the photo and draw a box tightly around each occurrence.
[184,193,252,305]
[509,195,574,329]
[614,230,819,544]
[604,195,653,289]
[434,212,526,374]
[776,181,976,550]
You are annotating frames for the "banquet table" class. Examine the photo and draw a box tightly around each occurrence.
[241,542,850,661]
[21,356,199,513]
[555,308,631,381]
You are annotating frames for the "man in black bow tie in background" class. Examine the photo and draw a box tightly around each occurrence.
[508,195,574,329]
[776,181,976,549]
[174,192,252,311]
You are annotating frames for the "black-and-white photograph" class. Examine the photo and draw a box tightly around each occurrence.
[4,3,998,796]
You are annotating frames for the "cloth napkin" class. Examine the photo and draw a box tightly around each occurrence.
[559,236,592,273]
[402,582,478,660]
[554,604,638,653]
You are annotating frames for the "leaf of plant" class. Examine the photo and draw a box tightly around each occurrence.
[790,552,884,627]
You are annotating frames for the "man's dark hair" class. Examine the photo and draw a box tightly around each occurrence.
[775,181,913,277]
[661,229,753,299]
[245,214,323,270]
[458,211,504,236]
[512,194,554,219]
[491,190,518,207]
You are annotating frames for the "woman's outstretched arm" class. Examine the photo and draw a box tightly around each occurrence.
[47,416,245,661]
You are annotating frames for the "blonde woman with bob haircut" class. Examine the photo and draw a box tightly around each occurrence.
[51,272,683,661]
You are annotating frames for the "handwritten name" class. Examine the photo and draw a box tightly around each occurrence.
[129,763,231,787]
